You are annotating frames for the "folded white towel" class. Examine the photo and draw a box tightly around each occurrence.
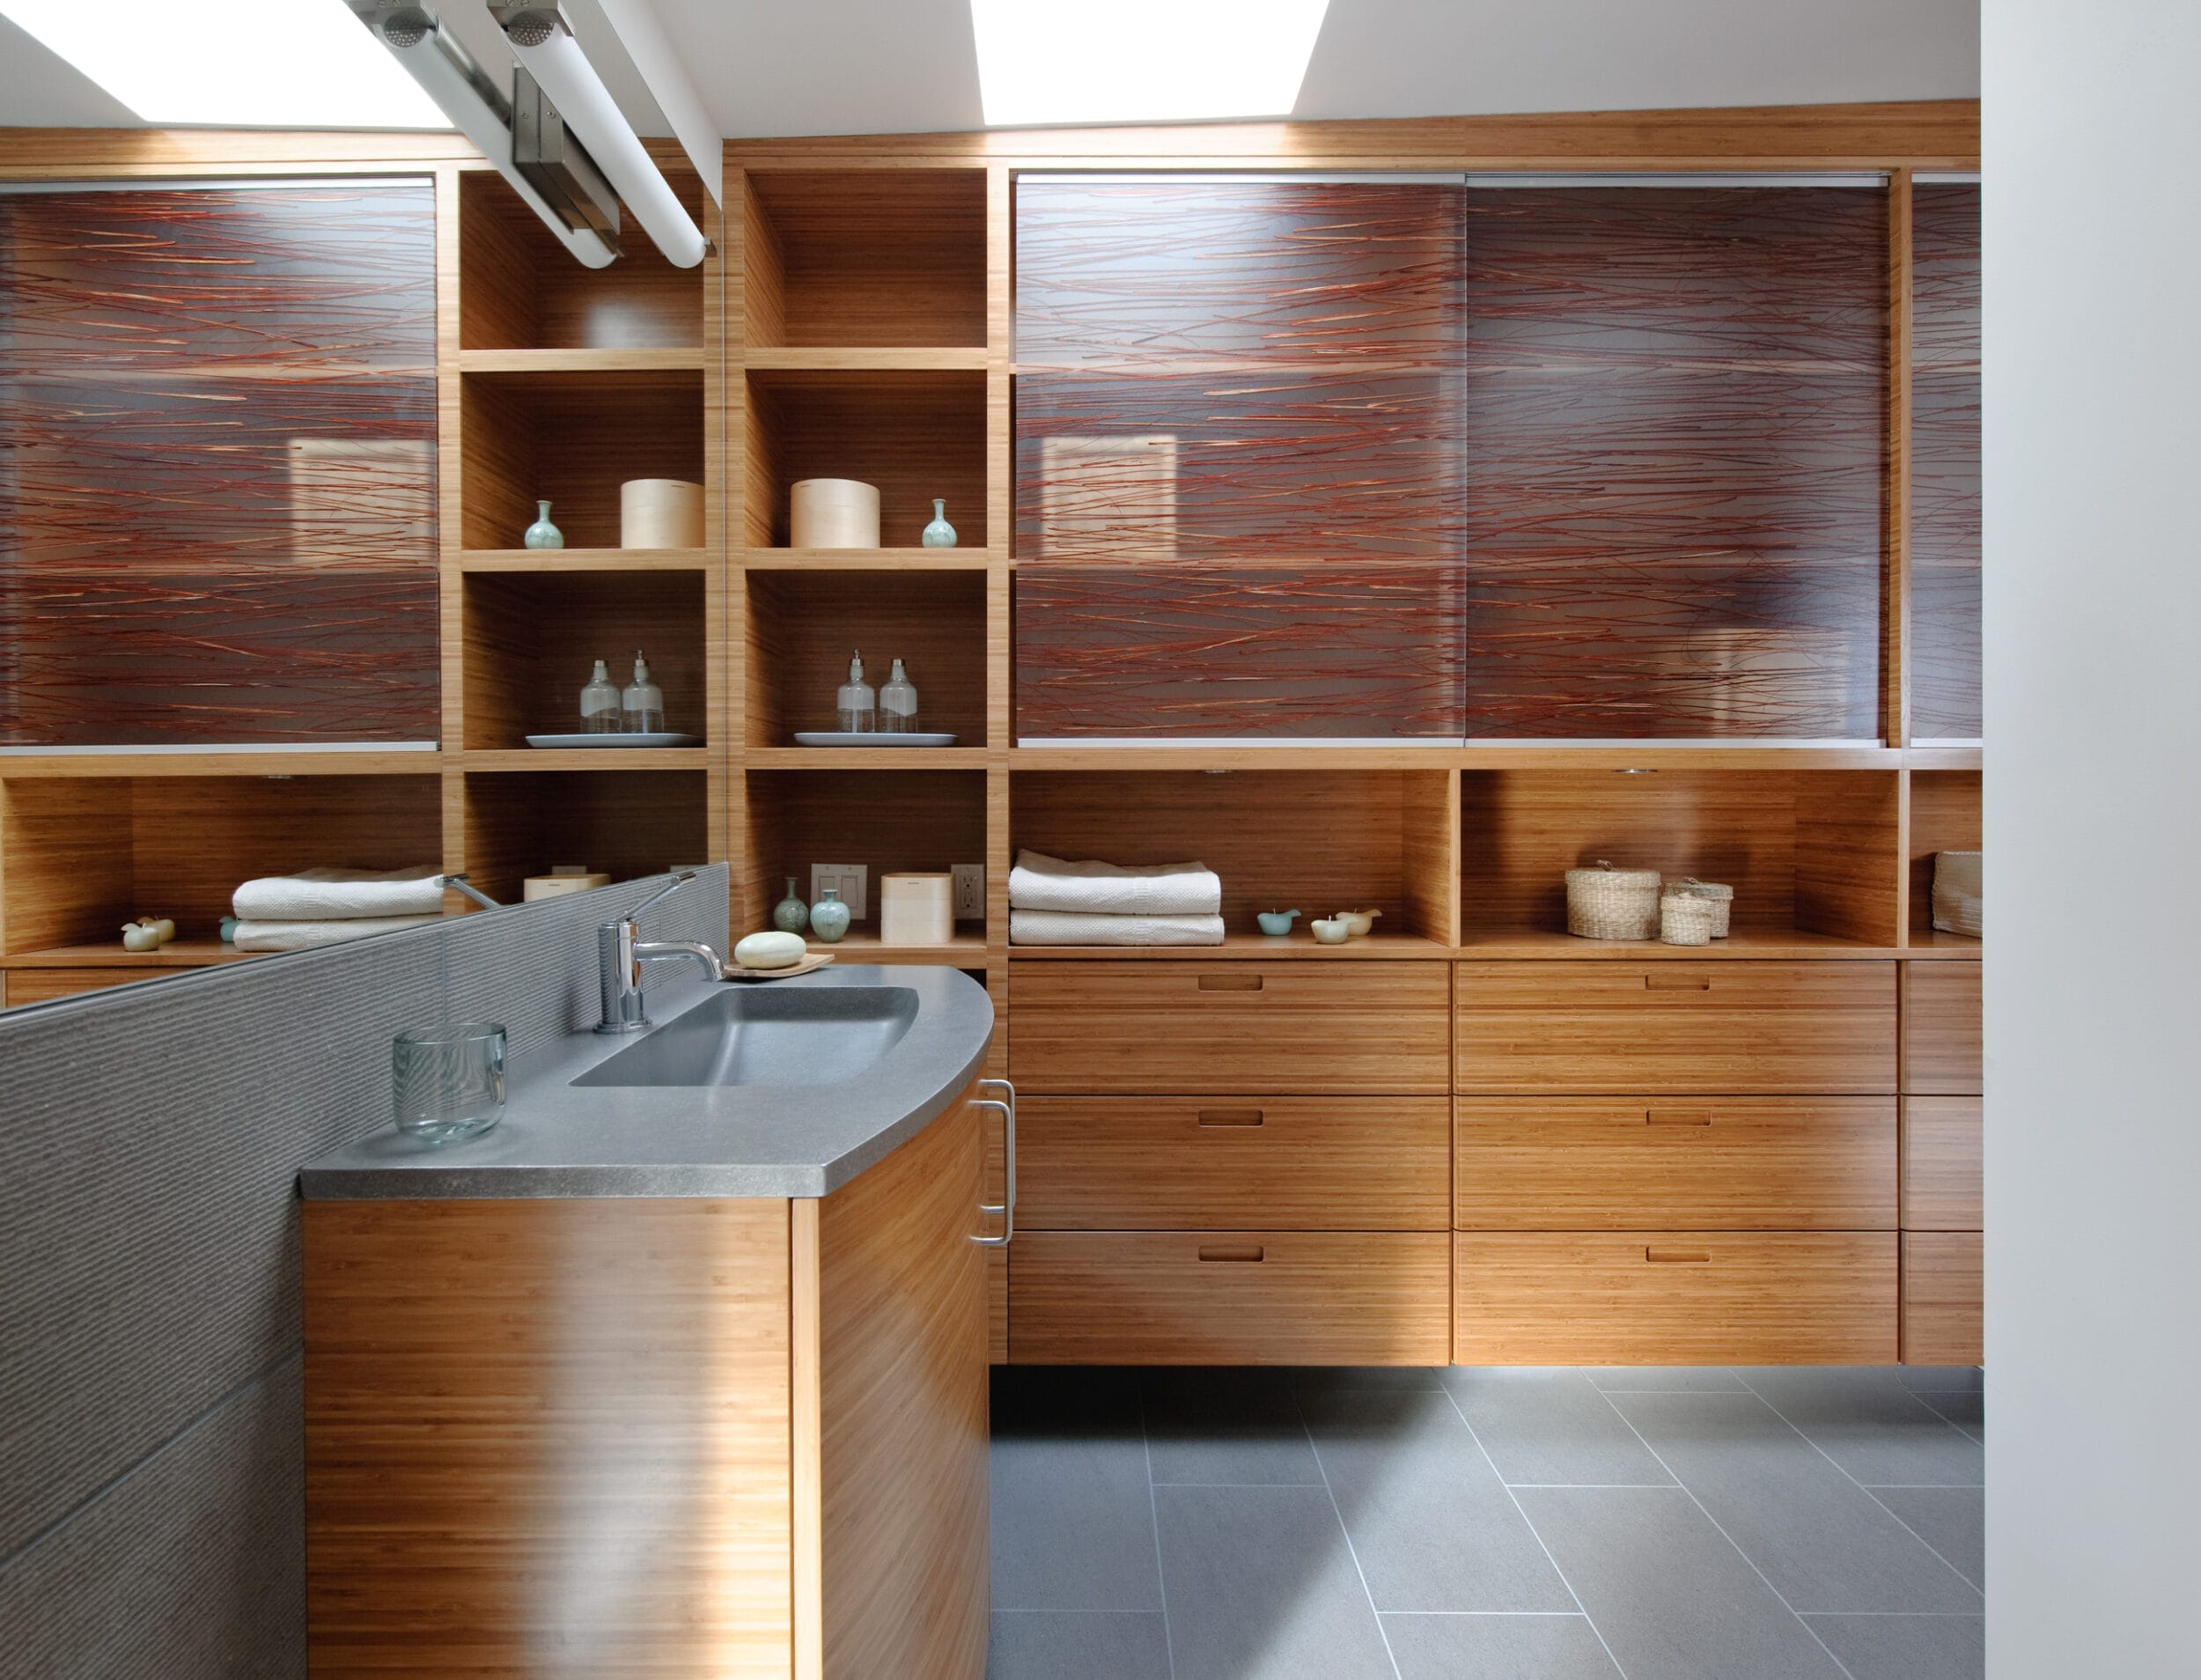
[1009,850,1221,917]
[1010,909,1226,947]
[232,866,446,922]
[232,915,442,953]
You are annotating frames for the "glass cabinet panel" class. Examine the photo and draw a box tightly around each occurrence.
[1909,181,1983,742]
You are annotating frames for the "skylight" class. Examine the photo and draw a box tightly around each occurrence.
[970,0,1331,128]
[1,0,451,129]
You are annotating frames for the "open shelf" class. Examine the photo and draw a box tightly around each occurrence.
[459,166,705,351]
[461,571,709,751]
[742,167,986,350]
[461,549,710,574]
[740,769,987,941]
[1909,767,1982,947]
[1459,768,1902,951]
[743,367,986,550]
[806,928,988,966]
[457,348,707,374]
[743,568,988,748]
[1011,770,1456,946]
[1008,930,1452,961]
[460,367,704,552]
[461,770,707,908]
[0,774,443,954]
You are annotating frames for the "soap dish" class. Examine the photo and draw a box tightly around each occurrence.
[725,951,836,982]
[791,731,958,748]
[526,733,703,749]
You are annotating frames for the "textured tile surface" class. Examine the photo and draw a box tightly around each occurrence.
[1383,1613,1622,1679]
[991,1369,1163,1611]
[1735,1367,1985,1486]
[987,1610,1173,1679]
[1442,1367,1676,1486]
[1803,1612,1985,1680]
[1871,1485,1985,1589]
[1143,1367,1322,1486]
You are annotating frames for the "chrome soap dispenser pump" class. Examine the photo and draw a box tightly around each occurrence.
[836,650,877,733]
[622,651,664,733]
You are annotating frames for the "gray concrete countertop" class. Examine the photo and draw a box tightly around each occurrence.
[298,964,994,1201]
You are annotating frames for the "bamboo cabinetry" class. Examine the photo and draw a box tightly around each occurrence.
[1901,962,1985,1362]
[305,1087,990,1679]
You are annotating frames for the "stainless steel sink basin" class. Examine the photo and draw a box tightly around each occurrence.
[572,984,920,1088]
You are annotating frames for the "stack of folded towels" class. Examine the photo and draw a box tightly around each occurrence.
[230,866,447,952]
[1008,850,1225,947]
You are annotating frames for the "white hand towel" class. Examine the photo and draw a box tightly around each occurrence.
[1010,909,1226,947]
[231,915,442,952]
[1009,850,1221,917]
[232,866,446,922]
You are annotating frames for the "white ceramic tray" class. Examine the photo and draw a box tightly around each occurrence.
[791,731,958,748]
[525,733,703,749]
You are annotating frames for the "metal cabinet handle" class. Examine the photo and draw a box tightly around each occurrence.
[972,1079,1016,1248]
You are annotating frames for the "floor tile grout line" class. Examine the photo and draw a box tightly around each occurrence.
[1134,1374,1179,1680]
[1380,1609,1592,1617]
[1591,1384,1860,1680]
[1792,1610,1990,1618]
[1726,1370,1986,1597]
[1288,1384,1405,1680]
[1437,1383,1633,1680]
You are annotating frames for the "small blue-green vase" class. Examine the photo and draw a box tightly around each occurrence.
[523,499,564,549]
[920,497,957,549]
[809,888,850,944]
[771,876,809,934]
[1256,909,1301,936]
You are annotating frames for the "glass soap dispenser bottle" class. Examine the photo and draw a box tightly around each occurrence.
[580,659,621,733]
[621,651,664,733]
[879,658,919,733]
[836,651,876,733]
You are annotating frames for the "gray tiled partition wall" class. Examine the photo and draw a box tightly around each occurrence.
[0,867,731,1679]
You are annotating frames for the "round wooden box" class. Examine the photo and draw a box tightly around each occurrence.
[620,478,705,549]
[790,477,880,549]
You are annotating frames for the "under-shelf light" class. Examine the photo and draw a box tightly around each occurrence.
[970,0,1332,128]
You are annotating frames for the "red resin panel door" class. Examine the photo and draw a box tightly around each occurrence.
[1909,182,1982,743]
[0,181,439,747]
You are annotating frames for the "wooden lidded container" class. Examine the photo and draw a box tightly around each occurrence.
[620,478,705,549]
[790,477,881,549]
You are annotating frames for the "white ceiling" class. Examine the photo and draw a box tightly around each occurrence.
[0,0,1978,137]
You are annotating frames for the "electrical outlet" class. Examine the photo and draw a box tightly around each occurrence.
[952,864,985,922]
[810,863,867,920]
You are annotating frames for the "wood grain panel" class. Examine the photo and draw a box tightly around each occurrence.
[1901,1096,1983,1231]
[1454,961,1898,1094]
[1902,1231,1983,1365]
[1908,769,1981,936]
[745,169,985,349]
[460,570,709,748]
[746,368,987,549]
[1795,768,1902,943]
[740,769,986,943]
[461,770,707,908]
[2,967,150,1006]
[1455,1232,1898,1364]
[1018,1096,1450,1230]
[1909,181,1982,741]
[1902,962,1982,1094]
[0,777,132,953]
[745,569,987,748]
[303,1197,793,1676]
[813,1090,989,1680]
[1454,1097,1896,1230]
[1011,960,1452,1094]
[1011,1231,1451,1366]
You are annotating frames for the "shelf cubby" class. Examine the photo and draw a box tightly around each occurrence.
[1908,768,1983,947]
[461,571,710,751]
[1458,767,1902,950]
[458,166,706,351]
[741,368,986,550]
[460,367,705,552]
[743,568,988,748]
[1010,770,1457,949]
[461,770,708,909]
[740,769,987,946]
[742,168,986,350]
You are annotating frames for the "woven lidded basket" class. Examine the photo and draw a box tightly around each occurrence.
[1667,877,1734,939]
[1565,860,1662,940]
[1932,850,1983,938]
[1660,892,1719,947]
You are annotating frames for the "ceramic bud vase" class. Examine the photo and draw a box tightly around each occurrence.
[771,876,809,934]
[808,887,850,944]
[523,499,564,549]
[920,497,957,548]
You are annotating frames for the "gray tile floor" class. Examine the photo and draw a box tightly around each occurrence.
[989,1363,1984,1680]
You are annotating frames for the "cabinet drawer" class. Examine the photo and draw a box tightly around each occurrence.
[1901,1097,1983,1230]
[1454,1232,1897,1365]
[1903,963,1983,1094]
[1020,1097,1449,1231]
[1903,1232,1983,1365]
[1454,1098,1896,1230]
[1010,1232,1451,1365]
[1454,962,1896,1094]
[1010,962,1452,1094]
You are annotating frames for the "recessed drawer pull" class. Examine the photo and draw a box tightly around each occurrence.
[1645,1247,1712,1264]
[1197,1244,1266,1263]
[1197,974,1263,991]
[1645,1109,1713,1126]
[1196,1108,1266,1127]
[1643,974,1712,991]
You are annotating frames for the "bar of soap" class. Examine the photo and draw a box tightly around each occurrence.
[733,931,806,969]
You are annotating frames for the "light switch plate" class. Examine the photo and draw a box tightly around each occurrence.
[952,864,985,922]
[811,863,867,920]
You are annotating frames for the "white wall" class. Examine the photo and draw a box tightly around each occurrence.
[1984,3,2201,1674]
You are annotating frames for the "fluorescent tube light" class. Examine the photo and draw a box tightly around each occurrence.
[0,0,448,129]
[970,0,1331,128]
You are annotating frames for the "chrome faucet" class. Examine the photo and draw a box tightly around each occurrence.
[594,872,729,1035]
